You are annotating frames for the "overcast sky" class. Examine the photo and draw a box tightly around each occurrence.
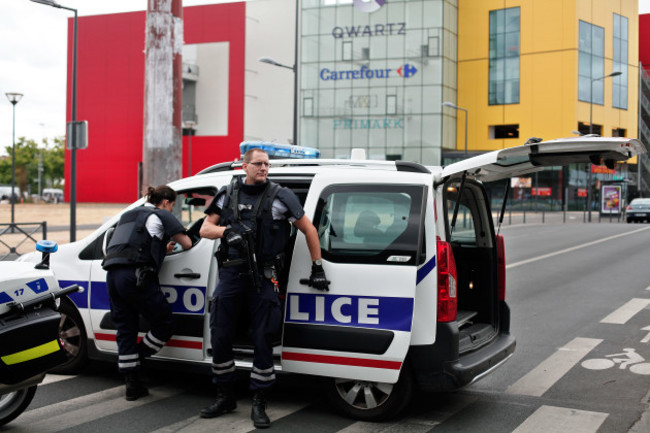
[1,0,649,155]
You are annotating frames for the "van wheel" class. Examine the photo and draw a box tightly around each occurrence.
[0,386,37,426]
[51,300,88,374]
[322,368,413,421]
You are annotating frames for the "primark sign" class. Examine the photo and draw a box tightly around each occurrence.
[333,118,404,130]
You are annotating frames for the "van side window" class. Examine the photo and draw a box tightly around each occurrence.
[314,185,424,265]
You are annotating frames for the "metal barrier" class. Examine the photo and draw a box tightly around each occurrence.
[0,222,47,261]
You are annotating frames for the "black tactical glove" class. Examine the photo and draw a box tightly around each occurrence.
[309,261,330,291]
[223,225,245,249]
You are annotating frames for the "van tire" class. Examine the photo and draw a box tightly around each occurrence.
[0,386,37,426]
[50,299,88,374]
[322,367,413,421]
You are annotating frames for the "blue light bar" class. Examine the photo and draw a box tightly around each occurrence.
[36,240,58,253]
[239,142,320,159]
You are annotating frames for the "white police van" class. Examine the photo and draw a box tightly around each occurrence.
[16,136,645,420]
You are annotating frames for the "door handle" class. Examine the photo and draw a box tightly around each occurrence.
[174,272,201,279]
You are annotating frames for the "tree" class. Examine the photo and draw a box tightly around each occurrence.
[0,136,65,198]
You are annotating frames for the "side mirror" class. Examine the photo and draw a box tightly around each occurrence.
[102,227,115,257]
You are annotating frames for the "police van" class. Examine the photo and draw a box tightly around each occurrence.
[16,136,645,420]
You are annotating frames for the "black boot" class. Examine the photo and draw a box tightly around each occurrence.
[200,384,237,418]
[251,390,271,429]
[125,372,149,401]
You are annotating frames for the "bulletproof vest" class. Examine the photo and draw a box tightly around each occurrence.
[220,179,290,264]
[102,206,166,270]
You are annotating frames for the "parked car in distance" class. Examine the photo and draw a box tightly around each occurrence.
[42,188,64,204]
[625,198,650,223]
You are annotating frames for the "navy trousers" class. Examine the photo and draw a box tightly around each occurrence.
[107,266,174,372]
[209,266,282,390]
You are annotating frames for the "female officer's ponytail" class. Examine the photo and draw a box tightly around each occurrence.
[146,185,177,206]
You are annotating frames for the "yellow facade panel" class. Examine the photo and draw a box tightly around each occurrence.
[457,0,639,154]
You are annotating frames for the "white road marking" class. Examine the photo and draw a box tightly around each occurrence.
[41,374,76,385]
[506,337,601,397]
[600,298,650,324]
[337,394,477,432]
[511,405,608,433]
[641,326,650,343]
[150,399,309,433]
[15,385,181,432]
[506,226,650,269]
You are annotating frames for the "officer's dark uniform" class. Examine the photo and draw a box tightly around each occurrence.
[206,177,304,391]
[102,205,186,374]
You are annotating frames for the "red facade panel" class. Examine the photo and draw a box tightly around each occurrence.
[641,14,650,74]
[65,4,245,203]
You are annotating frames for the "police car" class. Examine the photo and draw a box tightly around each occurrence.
[16,136,645,420]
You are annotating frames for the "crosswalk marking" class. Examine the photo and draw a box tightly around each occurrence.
[150,399,309,433]
[41,374,76,385]
[600,298,650,324]
[337,394,477,433]
[15,386,182,432]
[506,337,601,397]
[511,405,608,433]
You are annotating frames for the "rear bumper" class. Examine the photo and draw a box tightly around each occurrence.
[408,302,516,392]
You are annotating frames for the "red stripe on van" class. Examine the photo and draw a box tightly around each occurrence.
[94,333,202,349]
[282,351,402,370]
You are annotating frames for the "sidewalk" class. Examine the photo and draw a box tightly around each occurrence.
[0,202,127,255]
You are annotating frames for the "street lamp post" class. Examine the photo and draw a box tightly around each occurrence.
[442,101,468,158]
[587,71,622,222]
[259,56,298,146]
[258,1,299,146]
[5,92,23,229]
[183,121,197,177]
[30,0,79,242]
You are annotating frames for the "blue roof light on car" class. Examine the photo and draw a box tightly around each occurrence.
[239,141,320,159]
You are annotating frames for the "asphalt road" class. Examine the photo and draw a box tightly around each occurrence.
[5,222,650,432]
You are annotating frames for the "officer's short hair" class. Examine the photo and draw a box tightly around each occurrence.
[243,148,268,163]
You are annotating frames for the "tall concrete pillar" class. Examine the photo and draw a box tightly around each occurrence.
[142,0,183,192]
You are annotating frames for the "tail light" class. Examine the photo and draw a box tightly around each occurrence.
[626,205,632,211]
[496,234,506,301]
[437,238,457,322]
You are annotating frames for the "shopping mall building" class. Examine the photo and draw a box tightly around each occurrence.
[65,0,645,209]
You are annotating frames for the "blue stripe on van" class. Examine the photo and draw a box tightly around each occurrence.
[58,280,89,308]
[416,255,436,285]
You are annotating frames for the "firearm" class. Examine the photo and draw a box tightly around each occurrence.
[241,228,262,291]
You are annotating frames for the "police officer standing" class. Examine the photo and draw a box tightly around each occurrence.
[102,185,192,401]
[199,148,329,429]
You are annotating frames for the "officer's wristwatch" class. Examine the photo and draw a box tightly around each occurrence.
[313,259,322,267]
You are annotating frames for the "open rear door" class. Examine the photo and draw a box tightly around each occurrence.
[441,136,645,182]
[281,171,428,384]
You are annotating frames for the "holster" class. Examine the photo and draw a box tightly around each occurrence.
[135,266,156,289]
[214,241,247,269]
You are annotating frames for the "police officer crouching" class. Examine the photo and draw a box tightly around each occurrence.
[102,185,192,401]
[199,148,329,429]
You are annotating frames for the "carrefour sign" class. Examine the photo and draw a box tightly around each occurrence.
[320,64,417,81]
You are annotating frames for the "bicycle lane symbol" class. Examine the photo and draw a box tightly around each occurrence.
[582,348,650,375]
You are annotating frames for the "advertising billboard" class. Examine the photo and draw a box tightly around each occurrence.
[601,185,622,215]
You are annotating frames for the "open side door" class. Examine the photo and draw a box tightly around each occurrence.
[281,172,428,384]
[441,136,646,182]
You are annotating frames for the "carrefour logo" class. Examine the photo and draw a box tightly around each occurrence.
[397,63,417,78]
[320,64,417,81]
[354,0,386,13]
